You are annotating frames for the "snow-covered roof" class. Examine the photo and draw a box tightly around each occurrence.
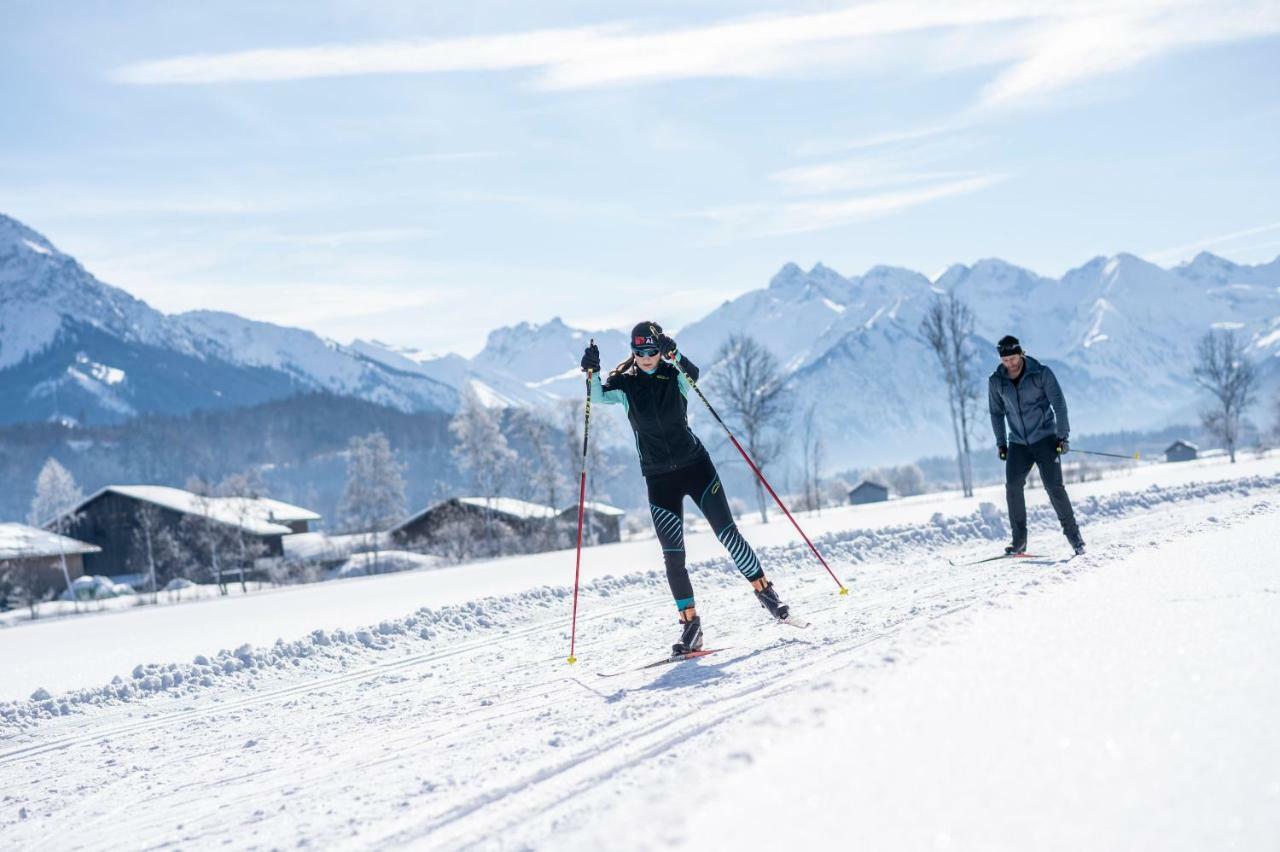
[455,497,558,520]
[0,523,100,560]
[392,497,558,533]
[557,501,626,518]
[1166,440,1199,452]
[59,486,319,536]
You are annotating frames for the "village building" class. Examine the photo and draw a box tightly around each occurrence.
[1165,440,1199,463]
[848,480,890,505]
[390,497,559,550]
[48,485,320,581]
[556,501,626,545]
[0,524,101,608]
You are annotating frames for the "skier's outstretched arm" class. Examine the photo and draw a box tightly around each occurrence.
[988,378,1007,447]
[589,372,629,408]
[1043,367,1070,438]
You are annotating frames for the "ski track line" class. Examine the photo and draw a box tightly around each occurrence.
[14,579,976,852]
[2,493,1259,844]
[369,501,1276,850]
[5,487,1273,851]
[372,564,1057,845]
[0,594,665,767]
[378,606,972,851]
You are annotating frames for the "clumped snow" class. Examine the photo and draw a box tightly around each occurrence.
[5,471,1276,729]
[0,460,1276,850]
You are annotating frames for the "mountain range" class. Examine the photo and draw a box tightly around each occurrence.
[3,211,1278,472]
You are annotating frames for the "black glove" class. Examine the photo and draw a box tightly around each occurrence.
[657,334,678,360]
[1056,438,1069,455]
[998,445,1008,461]
[580,343,600,374]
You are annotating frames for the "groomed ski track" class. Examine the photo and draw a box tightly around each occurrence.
[1,456,1277,850]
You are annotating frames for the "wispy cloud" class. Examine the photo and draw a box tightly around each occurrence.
[978,2,1280,109]
[770,133,983,196]
[110,1,1280,111]
[1146,220,1280,264]
[111,4,1022,88]
[693,174,1006,239]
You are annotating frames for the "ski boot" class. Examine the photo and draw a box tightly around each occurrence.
[754,581,791,622]
[1071,539,1086,556]
[672,615,703,656]
[1004,540,1027,556]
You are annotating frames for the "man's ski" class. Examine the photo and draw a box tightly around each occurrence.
[596,648,727,678]
[948,552,1043,567]
[778,613,811,629]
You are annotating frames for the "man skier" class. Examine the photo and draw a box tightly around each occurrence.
[988,335,1085,556]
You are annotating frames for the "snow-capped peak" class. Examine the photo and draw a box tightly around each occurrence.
[0,214,61,259]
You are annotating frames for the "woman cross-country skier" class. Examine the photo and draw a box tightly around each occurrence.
[580,322,794,657]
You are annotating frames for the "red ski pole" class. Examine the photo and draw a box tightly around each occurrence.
[567,340,595,664]
[654,328,847,596]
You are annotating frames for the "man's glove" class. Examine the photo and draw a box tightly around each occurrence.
[998,445,1008,461]
[1056,438,1069,455]
[657,333,678,360]
[580,343,601,374]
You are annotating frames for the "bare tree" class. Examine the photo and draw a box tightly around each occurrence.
[219,473,270,594]
[28,458,84,604]
[339,432,408,569]
[1194,330,1257,463]
[183,477,233,595]
[451,391,518,550]
[560,398,618,545]
[514,409,568,525]
[131,503,165,604]
[711,334,789,523]
[799,404,826,513]
[920,292,980,497]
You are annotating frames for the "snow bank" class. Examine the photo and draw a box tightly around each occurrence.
[327,550,444,579]
[4,472,1277,732]
[61,575,136,601]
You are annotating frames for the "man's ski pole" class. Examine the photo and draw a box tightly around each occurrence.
[653,328,848,596]
[567,340,595,664]
[1068,448,1142,461]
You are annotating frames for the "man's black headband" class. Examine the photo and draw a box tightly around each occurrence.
[997,336,1023,357]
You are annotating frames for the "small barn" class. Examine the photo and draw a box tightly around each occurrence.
[557,501,625,545]
[1165,440,1199,463]
[848,480,890,505]
[49,485,320,580]
[0,524,100,609]
[391,497,559,550]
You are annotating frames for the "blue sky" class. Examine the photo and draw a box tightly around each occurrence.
[3,1,1279,355]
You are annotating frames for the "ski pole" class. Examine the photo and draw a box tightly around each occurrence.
[1067,448,1142,461]
[567,340,595,664]
[653,327,848,596]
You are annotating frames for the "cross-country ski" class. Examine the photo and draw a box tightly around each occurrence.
[597,648,729,678]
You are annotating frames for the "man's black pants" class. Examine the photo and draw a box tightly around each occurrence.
[1006,437,1083,548]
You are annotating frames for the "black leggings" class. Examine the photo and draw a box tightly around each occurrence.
[646,454,764,611]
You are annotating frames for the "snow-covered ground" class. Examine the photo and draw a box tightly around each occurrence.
[1,455,1277,850]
